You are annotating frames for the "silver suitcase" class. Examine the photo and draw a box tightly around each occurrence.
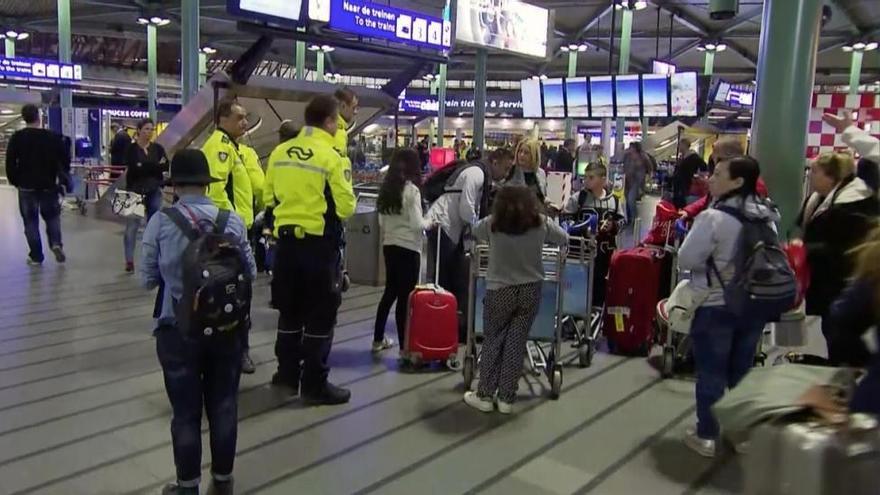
[746,413,880,495]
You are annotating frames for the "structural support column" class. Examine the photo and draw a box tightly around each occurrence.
[181,0,199,105]
[564,51,577,140]
[4,39,14,58]
[58,0,73,142]
[436,63,448,147]
[295,27,306,80]
[848,50,863,95]
[198,52,207,87]
[751,0,823,234]
[703,50,715,75]
[316,51,325,82]
[616,7,633,155]
[472,48,488,151]
[147,24,158,121]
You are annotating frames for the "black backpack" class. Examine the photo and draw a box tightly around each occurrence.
[163,207,252,339]
[709,205,796,320]
[422,159,490,218]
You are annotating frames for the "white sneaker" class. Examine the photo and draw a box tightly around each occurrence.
[496,400,513,415]
[371,337,394,353]
[463,391,494,413]
[683,426,716,458]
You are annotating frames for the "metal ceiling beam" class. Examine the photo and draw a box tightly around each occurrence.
[828,0,867,34]
[818,25,880,53]
[651,1,759,66]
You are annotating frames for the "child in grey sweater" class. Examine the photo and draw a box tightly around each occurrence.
[463,186,569,414]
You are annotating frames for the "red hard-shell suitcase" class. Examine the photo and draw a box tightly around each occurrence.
[402,231,458,364]
[404,286,458,363]
[603,246,665,355]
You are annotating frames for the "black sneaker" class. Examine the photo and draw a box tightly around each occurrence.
[161,483,198,495]
[51,246,66,263]
[270,372,300,395]
[206,478,234,495]
[302,381,351,405]
[241,351,256,374]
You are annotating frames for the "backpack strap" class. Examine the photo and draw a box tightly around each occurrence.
[215,209,231,234]
[163,207,200,242]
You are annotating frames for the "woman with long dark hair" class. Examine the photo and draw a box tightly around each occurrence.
[677,156,782,457]
[123,118,167,272]
[373,148,431,353]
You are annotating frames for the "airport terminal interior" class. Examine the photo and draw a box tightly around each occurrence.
[0,0,878,494]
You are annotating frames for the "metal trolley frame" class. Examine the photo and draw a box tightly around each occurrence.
[559,236,601,368]
[463,244,567,399]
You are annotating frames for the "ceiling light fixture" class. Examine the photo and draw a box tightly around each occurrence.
[615,0,647,10]
[200,46,217,55]
[843,40,878,52]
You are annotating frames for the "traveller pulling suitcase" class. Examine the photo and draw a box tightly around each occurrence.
[401,230,459,368]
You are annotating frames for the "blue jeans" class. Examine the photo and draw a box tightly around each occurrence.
[18,189,63,262]
[155,325,243,487]
[123,189,163,263]
[690,305,766,439]
[624,182,641,225]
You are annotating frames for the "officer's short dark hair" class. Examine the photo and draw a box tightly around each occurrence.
[21,104,40,124]
[334,87,357,105]
[215,99,242,125]
[305,95,338,127]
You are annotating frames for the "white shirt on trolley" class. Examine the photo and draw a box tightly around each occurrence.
[379,181,431,254]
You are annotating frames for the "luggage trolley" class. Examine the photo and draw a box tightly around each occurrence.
[463,244,567,399]
[560,236,600,368]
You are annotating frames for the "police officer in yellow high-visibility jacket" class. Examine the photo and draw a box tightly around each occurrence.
[202,100,255,228]
[202,99,258,375]
[239,143,265,212]
[264,95,356,405]
[333,87,359,164]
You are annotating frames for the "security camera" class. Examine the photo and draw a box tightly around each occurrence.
[709,0,738,20]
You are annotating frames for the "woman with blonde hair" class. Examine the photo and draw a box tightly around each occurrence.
[793,152,879,363]
[505,139,548,203]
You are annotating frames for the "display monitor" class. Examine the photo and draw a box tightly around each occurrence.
[521,78,543,118]
[642,74,669,117]
[671,71,698,117]
[329,0,451,50]
[615,75,640,117]
[590,76,614,117]
[714,80,731,104]
[565,77,589,118]
[455,0,550,58]
[727,87,753,107]
[652,59,676,75]
[226,0,305,26]
[542,78,566,118]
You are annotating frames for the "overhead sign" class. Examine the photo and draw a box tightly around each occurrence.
[0,57,83,83]
[399,91,523,116]
[102,109,150,119]
[226,0,306,26]
[455,0,549,58]
[329,0,451,50]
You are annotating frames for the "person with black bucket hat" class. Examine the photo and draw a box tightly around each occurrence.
[140,148,257,495]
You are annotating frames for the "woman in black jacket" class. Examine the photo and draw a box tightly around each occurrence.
[123,118,168,272]
[827,225,880,414]
[794,152,879,363]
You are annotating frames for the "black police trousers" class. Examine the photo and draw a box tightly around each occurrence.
[271,232,342,393]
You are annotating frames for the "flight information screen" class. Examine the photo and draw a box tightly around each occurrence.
[227,0,305,26]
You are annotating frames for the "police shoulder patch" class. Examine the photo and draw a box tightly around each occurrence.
[218,151,229,162]
[344,169,352,182]
[221,135,230,144]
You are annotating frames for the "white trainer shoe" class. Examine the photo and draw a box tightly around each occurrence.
[463,391,494,413]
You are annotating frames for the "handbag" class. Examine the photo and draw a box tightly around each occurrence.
[111,189,145,218]
[665,279,709,335]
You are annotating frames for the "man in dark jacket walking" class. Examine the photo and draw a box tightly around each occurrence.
[672,137,707,208]
[6,104,71,266]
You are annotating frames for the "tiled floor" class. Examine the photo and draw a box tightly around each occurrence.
[0,187,824,495]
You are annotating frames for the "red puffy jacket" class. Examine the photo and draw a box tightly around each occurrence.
[681,177,769,218]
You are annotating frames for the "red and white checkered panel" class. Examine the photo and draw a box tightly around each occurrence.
[806,93,880,158]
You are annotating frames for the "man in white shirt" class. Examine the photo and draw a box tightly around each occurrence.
[426,149,513,358]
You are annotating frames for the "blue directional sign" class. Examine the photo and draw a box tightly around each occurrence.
[0,57,83,83]
[329,0,451,50]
